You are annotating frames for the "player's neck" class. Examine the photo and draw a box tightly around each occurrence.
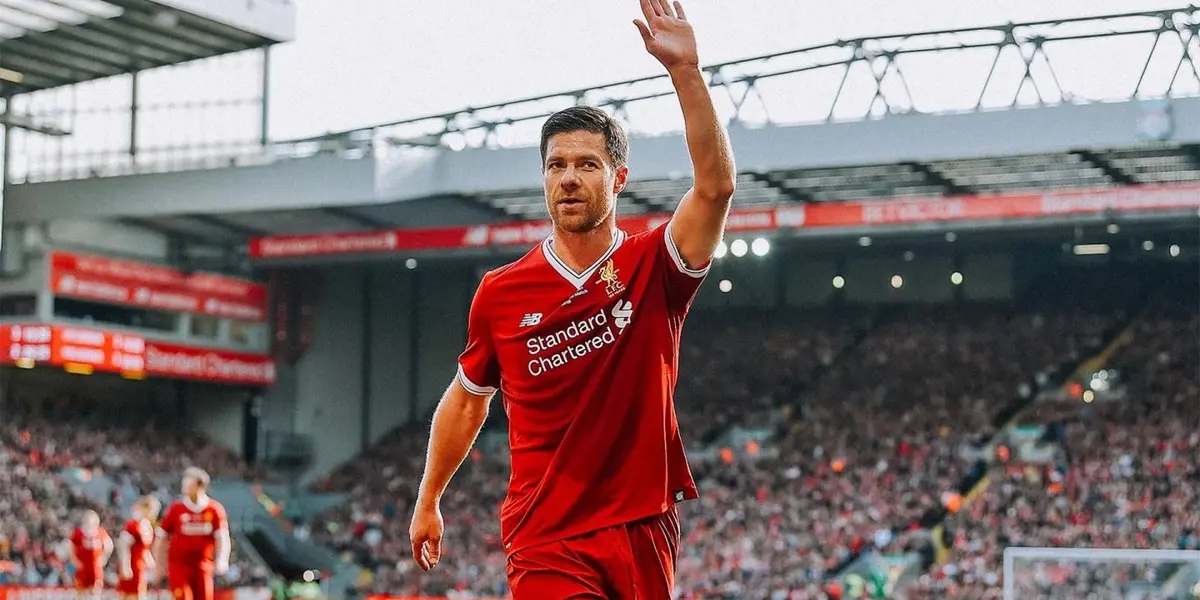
[551,220,617,273]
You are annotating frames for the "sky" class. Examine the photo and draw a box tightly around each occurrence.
[263,0,1189,139]
[8,0,1199,179]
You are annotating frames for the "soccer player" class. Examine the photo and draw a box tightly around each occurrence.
[117,495,162,600]
[70,510,113,599]
[154,467,231,600]
[409,1,736,597]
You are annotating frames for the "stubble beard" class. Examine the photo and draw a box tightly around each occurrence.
[549,198,614,234]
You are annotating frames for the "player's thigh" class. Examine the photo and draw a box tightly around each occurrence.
[168,570,195,600]
[191,571,214,600]
[506,541,608,600]
[626,507,682,600]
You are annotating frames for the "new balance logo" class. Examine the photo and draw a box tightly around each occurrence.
[519,313,543,328]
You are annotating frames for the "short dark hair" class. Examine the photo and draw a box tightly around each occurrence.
[539,106,629,168]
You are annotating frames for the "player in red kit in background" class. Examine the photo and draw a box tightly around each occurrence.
[153,467,231,600]
[70,510,113,599]
[118,496,162,600]
[409,1,736,597]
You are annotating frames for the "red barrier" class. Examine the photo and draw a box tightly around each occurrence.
[50,251,268,322]
[1,324,275,386]
[249,183,1200,259]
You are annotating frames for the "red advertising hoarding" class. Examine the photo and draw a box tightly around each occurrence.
[248,184,1200,259]
[50,251,268,322]
[0,324,275,386]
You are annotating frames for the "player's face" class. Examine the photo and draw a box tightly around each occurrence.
[543,131,628,234]
[181,475,198,496]
[82,513,99,529]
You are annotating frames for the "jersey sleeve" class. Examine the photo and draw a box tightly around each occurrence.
[157,503,178,538]
[658,220,711,313]
[456,277,501,395]
[120,521,136,545]
[212,503,228,533]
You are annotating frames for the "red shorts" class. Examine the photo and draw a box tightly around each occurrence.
[118,569,149,597]
[168,568,214,600]
[75,568,103,591]
[506,507,681,600]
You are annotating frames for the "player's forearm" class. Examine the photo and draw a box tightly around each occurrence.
[670,66,736,202]
[117,542,132,573]
[151,538,167,571]
[215,530,231,565]
[416,386,490,507]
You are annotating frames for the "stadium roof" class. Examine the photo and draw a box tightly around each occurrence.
[0,0,289,97]
[124,143,1200,243]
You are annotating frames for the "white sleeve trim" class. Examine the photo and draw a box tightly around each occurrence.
[664,220,711,278]
[457,363,497,396]
[119,531,135,545]
[155,527,167,538]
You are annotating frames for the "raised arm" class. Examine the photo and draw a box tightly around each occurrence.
[410,378,493,571]
[635,0,736,268]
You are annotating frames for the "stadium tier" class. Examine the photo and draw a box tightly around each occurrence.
[1,6,1199,600]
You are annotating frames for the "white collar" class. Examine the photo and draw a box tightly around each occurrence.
[542,229,626,289]
[182,494,210,512]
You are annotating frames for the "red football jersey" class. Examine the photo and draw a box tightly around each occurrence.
[458,221,706,555]
[71,526,110,569]
[157,497,227,571]
[121,517,156,573]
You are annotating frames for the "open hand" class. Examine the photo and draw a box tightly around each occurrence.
[634,0,699,72]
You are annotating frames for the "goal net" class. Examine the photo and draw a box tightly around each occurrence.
[1003,548,1200,600]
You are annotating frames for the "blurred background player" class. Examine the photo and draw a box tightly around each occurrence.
[117,496,162,600]
[154,467,231,600]
[69,510,113,600]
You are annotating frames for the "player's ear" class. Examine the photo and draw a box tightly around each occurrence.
[613,165,629,195]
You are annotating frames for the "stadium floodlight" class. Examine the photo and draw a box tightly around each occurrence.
[950,272,963,285]
[714,240,728,259]
[890,275,903,289]
[1169,244,1181,257]
[1073,243,1110,256]
[1143,240,1155,251]
[718,279,732,293]
[1003,547,1200,600]
[729,239,748,257]
[832,276,845,289]
[751,238,770,257]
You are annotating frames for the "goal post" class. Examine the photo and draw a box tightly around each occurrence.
[1003,547,1200,600]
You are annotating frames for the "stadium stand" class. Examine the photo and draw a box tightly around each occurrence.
[293,261,1191,599]
[0,410,270,588]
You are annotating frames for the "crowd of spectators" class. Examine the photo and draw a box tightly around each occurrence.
[0,398,270,589]
[309,300,1122,599]
[2,273,1191,599]
[914,296,1199,599]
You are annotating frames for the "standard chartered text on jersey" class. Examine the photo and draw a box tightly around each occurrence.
[525,301,635,376]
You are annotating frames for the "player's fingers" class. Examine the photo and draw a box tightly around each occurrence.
[411,537,430,571]
[633,20,654,44]
[656,0,674,18]
[426,535,442,567]
[639,0,659,19]
[673,1,687,20]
